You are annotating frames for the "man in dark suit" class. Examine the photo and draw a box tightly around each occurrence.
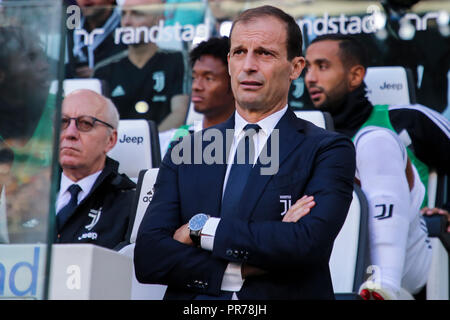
[134,5,356,299]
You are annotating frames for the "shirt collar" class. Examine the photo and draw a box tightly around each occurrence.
[193,120,203,133]
[234,104,288,137]
[60,170,102,197]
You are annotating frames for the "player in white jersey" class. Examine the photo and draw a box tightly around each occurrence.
[354,126,432,299]
[304,34,435,299]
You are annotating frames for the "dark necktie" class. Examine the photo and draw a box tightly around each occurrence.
[221,124,261,217]
[57,184,81,231]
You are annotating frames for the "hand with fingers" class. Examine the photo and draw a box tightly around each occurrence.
[243,194,316,278]
[421,206,450,233]
[282,195,316,223]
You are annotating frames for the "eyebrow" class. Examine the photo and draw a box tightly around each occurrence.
[306,58,330,65]
[193,70,216,76]
[230,44,244,52]
[255,46,277,55]
[231,44,278,55]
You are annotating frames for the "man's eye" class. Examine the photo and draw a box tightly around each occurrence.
[79,120,93,128]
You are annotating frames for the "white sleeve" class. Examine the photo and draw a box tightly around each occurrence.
[220,262,244,292]
[200,217,220,251]
[200,217,245,292]
[355,129,410,289]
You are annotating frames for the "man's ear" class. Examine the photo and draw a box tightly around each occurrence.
[289,56,305,81]
[349,65,365,90]
[104,129,118,154]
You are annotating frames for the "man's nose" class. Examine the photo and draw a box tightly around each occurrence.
[304,67,316,84]
[243,52,257,73]
[191,78,203,91]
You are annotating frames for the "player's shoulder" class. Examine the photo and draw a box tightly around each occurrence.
[354,126,406,158]
[354,125,398,143]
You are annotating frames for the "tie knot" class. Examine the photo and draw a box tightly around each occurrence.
[67,184,81,197]
[243,123,261,133]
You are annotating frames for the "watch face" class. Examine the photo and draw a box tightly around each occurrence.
[189,213,209,232]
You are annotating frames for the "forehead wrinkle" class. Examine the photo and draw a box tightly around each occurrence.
[231,19,287,55]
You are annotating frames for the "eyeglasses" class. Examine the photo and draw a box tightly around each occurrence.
[61,116,114,132]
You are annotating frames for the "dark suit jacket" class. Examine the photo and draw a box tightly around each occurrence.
[56,157,136,250]
[134,108,356,299]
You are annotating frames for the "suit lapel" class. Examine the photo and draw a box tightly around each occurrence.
[235,108,306,221]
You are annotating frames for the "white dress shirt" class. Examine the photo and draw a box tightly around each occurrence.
[56,171,102,214]
[200,105,288,293]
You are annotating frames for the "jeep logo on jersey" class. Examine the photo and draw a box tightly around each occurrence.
[119,134,144,145]
[379,82,403,91]
[153,71,165,92]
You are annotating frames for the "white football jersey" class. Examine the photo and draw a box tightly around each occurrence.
[354,126,432,294]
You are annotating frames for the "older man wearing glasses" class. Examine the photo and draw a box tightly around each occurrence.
[55,89,136,250]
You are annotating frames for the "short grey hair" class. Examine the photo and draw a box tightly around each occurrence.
[104,97,120,130]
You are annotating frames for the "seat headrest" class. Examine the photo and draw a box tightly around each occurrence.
[63,78,104,95]
[364,66,415,105]
[108,120,153,180]
[130,168,159,243]
[294,110,328,129]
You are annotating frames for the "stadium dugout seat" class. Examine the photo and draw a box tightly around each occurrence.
[425,170,449,300]
[118,168,168,300]
[294,110,334,130]
[329,184,369,299]
[107,119,161,182]
[364,66,416,106]
[62,78,109,96]
[294,110,369,298]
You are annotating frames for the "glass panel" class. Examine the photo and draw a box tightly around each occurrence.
[0,0,64,299]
